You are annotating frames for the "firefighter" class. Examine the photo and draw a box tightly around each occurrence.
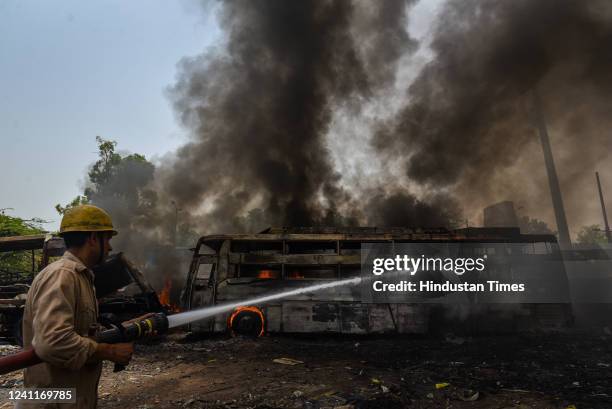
[19,205,133,409]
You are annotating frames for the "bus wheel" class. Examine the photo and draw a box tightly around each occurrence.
[228,306,265,337]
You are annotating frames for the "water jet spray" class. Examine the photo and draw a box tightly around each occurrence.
[0,276,362,375]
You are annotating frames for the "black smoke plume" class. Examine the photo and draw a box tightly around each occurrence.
[87,0,612,303]
[374,0,612,231]
[159,0,458,232]
[97,0,612,244]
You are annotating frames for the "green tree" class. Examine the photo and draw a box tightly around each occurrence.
[55,195,90,216]
[576,225,607,245]
[518,216,555,235]
[0,211,46,277]
[87,136,121,189]
[0,212,45,237]
[56,136,156,218]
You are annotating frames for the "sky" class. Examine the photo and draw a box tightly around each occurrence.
[0,0,220,229]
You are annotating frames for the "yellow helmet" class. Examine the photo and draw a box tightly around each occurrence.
[59,205,118,236]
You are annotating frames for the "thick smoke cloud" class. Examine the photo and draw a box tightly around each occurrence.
[86,0,612,302]
[85,152,186,297]
[159,0,458,232]
[364,190,461,228]
[115,0,612,243]
[373,0,612,231]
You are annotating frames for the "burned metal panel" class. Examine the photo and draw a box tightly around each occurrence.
[0,235,46,252]
[281,302,340,332]
[229,253,360,265]
[214,279,361,303]
[274,303,428,334]
[339,304,368,334]
[212,314,228,332]
[216,240,231,282]
[264,304,282,332]
[181,251,206,309]
[395,304,429,333]
[368,305,396,333]
[197,228,556,246]
[182,243,217,309]
[189,290,216,333]
[198,255,217,264]
[196,264,213,281]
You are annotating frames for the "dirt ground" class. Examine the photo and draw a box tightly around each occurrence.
[1,329,611,409]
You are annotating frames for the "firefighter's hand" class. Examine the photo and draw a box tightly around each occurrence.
[110,343,134,365]
[121,313,155,327]
[95,342,134,365]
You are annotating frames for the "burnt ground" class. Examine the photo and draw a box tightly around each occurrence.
[1,330,611,409]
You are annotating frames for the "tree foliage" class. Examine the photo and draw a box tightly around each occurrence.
[0,212,46,277]
[87,136,121,189]
[518,216,555,235]
[56,136,156,218]
[0,213,45,237]
[576,224,607,245]
[55,195,90,216]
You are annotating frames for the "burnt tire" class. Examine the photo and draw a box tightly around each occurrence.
[230,310,264,337]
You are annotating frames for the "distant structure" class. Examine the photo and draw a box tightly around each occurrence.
[483,201,519,228]
[532,90,572,250]
[596,172,612,243]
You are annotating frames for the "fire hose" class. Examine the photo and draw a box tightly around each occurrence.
[0,313,169,375]
[0,277,364,376]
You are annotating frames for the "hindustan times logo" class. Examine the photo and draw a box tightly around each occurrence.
[372,254,487,276]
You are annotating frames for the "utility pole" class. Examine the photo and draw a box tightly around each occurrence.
[596,172,612,243]
[171,200,180,248]
[532,89,572,250]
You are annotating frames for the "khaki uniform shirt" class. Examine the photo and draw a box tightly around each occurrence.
[20,251,101,409]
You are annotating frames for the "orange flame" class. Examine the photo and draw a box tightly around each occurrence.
[157,279,181,312]
[287,271,304,279]
[228,306,265,337]
[257,269,277,279]
[159,279,171,305]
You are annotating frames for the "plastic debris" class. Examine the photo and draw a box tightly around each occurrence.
[435,382,450,389]
[273,357,304,365]
[458,389,479,401]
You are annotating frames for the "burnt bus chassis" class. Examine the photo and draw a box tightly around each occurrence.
[181,227,572,335]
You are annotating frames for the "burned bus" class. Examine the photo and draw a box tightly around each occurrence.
[180,227,572,335]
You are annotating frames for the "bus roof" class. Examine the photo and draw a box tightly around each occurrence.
[195,227,557,248]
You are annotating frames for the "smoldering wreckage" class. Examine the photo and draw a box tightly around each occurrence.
[1,228,611,408]
[3,0,612,407]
